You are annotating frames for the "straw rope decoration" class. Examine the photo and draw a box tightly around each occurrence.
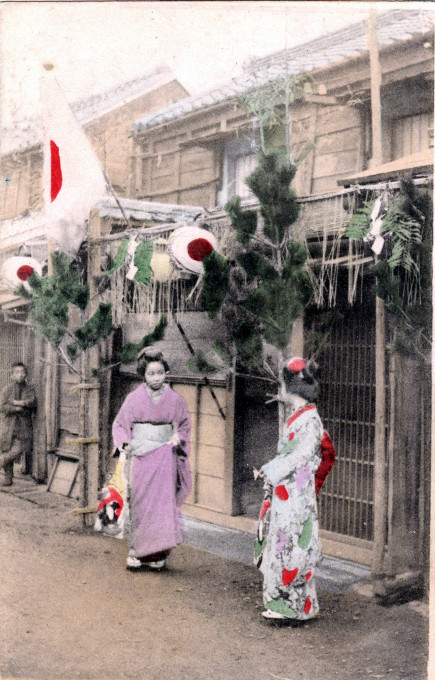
[106,221,228,327]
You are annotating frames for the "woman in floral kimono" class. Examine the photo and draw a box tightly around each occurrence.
[255,357,334,621]
[95,349,191,571]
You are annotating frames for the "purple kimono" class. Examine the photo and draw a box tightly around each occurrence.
[108,384,191,559]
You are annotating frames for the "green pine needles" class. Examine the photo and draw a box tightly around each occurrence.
[18,245,166,370]
[347,178,432,360]
[245,151,299,245]
[202,147,312,371]
[16,251,89,347]
[119,315,167,363]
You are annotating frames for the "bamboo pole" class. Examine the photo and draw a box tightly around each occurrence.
[368,7,387,579]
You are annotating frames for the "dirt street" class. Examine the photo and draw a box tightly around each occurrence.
[0,489,428,680]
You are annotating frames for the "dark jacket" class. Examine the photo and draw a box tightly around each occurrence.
[0,382,37,452]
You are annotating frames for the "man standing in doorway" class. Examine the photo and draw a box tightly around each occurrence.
[0,362,37,486]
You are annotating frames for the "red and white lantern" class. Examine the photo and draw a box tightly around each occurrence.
[1,256,43,290]
[168,226,218,276]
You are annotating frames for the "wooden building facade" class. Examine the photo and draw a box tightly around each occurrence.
[0,65,188,220]
[124,9,433,593]
[0,67,190,489]
[0,10,432,597]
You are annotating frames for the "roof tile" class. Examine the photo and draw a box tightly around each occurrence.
[133,8,434,135]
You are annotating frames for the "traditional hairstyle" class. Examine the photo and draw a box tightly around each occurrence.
[136,349,170,378]
[282,357,319,402]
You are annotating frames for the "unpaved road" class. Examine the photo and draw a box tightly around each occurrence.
[0,490,428,680]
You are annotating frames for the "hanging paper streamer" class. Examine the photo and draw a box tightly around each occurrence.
[125,239,139,281]
[168,226,218,276]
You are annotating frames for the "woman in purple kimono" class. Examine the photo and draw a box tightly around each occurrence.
[97,349,191,571]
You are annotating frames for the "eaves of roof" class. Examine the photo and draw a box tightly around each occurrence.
[133,8,434,136]
[98,197,205,223]
[1,64,186,156]
[72,64,183,125]
[338,149,434,186]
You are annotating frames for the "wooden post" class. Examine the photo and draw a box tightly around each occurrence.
[385,357,421,575]
[32,336,48,482]
[45,344,59,453]
[368,7,388,580]
[98,335,114,486]
[372,294,387,578]
[372,354,425,602]
[223,368,235,515]
[79,208,103,526]
[43,242,59,472]
[428,199,435,678]
[368,8,383,168]
[193,383,201,505]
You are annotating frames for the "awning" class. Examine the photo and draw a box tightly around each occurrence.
[338,150,433,186]
[99,197,205,224]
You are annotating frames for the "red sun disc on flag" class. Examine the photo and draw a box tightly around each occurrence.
[50,139,62,202]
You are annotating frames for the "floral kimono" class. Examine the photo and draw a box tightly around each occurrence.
[255,404,334,620]
[95,384,191,560]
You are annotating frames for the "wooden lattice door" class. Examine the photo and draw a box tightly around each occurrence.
[0,321,25,385]
[305,302,377,560]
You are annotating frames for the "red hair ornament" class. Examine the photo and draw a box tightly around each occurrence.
[288,357,307,373]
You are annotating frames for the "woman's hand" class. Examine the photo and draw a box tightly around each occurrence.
[167,431,180,447]
[254,468,273,493]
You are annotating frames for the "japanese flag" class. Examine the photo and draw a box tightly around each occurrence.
[41,65,108,255]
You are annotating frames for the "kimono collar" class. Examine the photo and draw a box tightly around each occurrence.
[145,383,168,404]
[287,403,316,427]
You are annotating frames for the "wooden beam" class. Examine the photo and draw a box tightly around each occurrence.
[302,94,338,106]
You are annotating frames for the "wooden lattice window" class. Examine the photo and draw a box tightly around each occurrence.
[391,112,434,159]
[217,137,257,206]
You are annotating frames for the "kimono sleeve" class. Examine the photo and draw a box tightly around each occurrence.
[173,394,192,505]
[260,414,322,487]
[174,394,191,457]
[112,393,136,449]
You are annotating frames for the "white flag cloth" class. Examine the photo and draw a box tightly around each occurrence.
[41,69,108,255]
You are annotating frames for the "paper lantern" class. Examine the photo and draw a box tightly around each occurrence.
[168,226,218,276]
[150,252,173,282]
[1,256,43,290]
